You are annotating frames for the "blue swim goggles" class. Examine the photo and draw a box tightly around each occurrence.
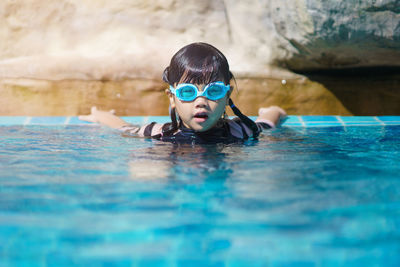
[169,81,230,102]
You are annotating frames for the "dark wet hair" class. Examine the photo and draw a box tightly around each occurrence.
[162,42,233,86]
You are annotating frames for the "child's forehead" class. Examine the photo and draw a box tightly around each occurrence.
[175,81,224,88]
[176,68,225,83]
[177,76,225,85]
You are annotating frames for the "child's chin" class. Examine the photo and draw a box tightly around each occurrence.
[190,122,209,132]
[193,117,208,124]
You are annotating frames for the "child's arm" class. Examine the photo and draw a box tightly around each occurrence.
[79,106,129,129]
[228,106,287,139]
[256,106,287,128]
[79,106,164,137]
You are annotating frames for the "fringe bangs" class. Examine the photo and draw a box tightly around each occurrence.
[178,56,222,85]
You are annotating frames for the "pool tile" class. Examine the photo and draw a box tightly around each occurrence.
[340,116,377,122]
[283,116,301,123]
[1,116,399,127]
[304,122,343,127]
[0,116,27,125]
[282,123,303,127]
[30,117,68,125]
[302,116,339,122]
[381,121,400,125]
[377,116,400,122]
[343,121,383,126]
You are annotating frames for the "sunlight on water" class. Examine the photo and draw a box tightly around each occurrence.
[0,125,399,265]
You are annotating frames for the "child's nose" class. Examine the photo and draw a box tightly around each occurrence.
[194,96,208,108]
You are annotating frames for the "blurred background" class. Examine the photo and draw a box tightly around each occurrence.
[0,0,399,116]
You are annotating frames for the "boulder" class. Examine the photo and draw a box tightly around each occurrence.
[266,0,400,70]
[0,0,233,80]
[2,0,398,80]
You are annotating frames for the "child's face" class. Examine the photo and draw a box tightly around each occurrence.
[169,83,230,132]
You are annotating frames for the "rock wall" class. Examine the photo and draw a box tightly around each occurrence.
[2,75,399,116]
[268,0,400,70]
[0,0,399,115]
[0,0,237,80]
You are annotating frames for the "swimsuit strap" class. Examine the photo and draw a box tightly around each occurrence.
[161,121,179,137]
[143,122,157,137]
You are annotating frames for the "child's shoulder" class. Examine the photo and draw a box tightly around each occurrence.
[225,118,252,139]
[226,117,274,139]
[120,118,274,140]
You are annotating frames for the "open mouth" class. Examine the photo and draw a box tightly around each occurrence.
[194,112,209,122]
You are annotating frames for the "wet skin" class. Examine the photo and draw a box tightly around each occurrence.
[169,83,230,132]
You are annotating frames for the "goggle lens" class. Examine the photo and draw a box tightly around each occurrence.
[171,82,229,101]
[206,85,224,99]
[178,86,197,100]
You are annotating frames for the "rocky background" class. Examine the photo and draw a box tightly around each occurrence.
[1,0,399,116]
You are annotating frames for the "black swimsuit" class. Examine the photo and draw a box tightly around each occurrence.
[142,119,271,144]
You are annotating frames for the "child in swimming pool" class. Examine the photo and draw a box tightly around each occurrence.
[79,42,286,143]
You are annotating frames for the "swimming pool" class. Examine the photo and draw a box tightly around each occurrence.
[1,116,400,266]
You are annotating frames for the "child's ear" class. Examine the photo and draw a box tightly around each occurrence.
[170,97,176,109]
[166,89,176,108]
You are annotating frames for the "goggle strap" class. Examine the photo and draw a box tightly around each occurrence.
[228,98,260,139]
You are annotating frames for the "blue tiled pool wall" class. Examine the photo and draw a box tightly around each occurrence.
[0,116,399,126]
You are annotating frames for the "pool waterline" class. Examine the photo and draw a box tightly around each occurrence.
[0,115,400,127]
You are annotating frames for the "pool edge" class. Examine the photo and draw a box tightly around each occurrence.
[0,116,399,127]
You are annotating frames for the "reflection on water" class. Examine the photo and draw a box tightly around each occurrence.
[0,125,399,265]
[129,142,243,181]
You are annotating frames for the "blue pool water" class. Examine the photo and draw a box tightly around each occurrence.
[0,124,400,266]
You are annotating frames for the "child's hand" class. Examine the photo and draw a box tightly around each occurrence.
[258,106,287,118]
[78,106,115,123]
[256,106,287,127]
